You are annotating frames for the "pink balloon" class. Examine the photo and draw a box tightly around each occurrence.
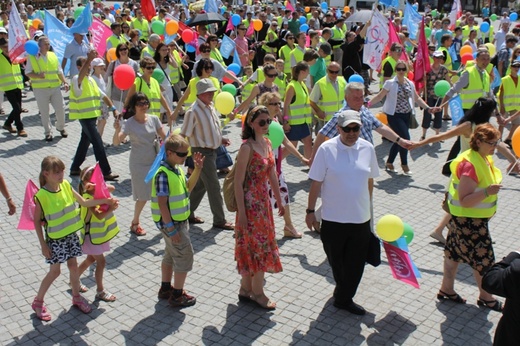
[181,30,194,43]
[113,64,136,90]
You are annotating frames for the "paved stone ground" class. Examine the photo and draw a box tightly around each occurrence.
[0,78,517,346]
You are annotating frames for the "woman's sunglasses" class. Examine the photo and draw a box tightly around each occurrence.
[257,118,272,126]
[136,101,150,106]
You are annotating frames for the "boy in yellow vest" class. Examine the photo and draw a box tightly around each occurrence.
[151,134,205,307]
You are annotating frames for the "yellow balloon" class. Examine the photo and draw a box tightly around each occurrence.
[376,214,404,242]
[215,92,235,114]
[485,42,496,57]
[103,19,111,26]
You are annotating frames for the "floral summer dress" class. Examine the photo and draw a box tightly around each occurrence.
[235,140,283,276]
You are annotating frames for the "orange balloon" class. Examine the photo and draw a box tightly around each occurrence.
[512,127,520,157]
[460,45,473,56]
[253,19,263,31]
[107,48,117,62]
[165,20,179,35]
[32,19,41,29]
[344,6,350,12]
[375,112,388,125]
[305,6,310,12]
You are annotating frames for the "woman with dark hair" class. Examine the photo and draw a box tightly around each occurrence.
[153,42,178,123]
[127,29,143,61]
[234,105,285,310]
[283,61,312,159]
[234,63,279,114]
[105,43,139,111]
[121,22,131,41]
[411,97,518,243]
[207,34,226,67]
[114,93,166,236]
[438,123,503,312]
[125,57,174,122]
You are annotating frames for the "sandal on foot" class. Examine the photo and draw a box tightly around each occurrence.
[385,163,397,173]
[429,232,446,244]
[21,108,29,113]
[69,282,89,293]
[251,294,276,310]
[477,298,503,312]
[437,290,466,304]
[130,222,146,236]
[32,298,52,321]
[95,290,116,302]
[238,288,253,303]
[283,226,302,238]
[188,216,204,224]
[72,295,92,314]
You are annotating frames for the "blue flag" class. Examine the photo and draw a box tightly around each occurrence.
[203,0,219,13]
[145,129,171,183]
[403,2,422,40]
[379,0,399,8]
[69,3,92,35]
[449,95,464,125]
[336,8,342,19]
[220,35,235,59]
[233,48,242,69]
[180,0,188,7]
[44,10,73,75]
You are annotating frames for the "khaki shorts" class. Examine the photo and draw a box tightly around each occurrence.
[161,221,193,272]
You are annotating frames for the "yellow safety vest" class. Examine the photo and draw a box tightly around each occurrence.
[290,46,306,64]
[462,25,480,42]
[135,77,162,116]
[287,80,311,125]
[0,53,23,91]
[106,34,126,51]
[211,48,226,67]
[132,18,150,40]
[79,193,119,245]
[439,46,452,70]
[140,45,155,60]
[28,52,62,89]
[184,76,220,109]
[263,29,278,54]
[170,50,184,84]
[241,75,256,100]
[151,165,190,223]
[69,76,101,120]
[279,45,293,74]
[316,76,347,121]
[499,75,520,111]
[274,73,287,99]
[447,149,502,218]
[460,65,490,110]
[380,56,397,89]
[331,26,344,48]
[35,180,83,240]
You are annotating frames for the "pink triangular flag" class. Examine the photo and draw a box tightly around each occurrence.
[225,17,234,32]
[383,242,420,288]
[246,22,254,37]
[17,179,39,231]
[285,0,295,12]
[91,163,111,212]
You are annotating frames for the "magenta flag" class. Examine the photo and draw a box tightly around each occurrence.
[17,180,39,231]
[91,163,111,212]
[225,17,234,32]
[285,1,295,12]
[90,18,112,56]
[383,242,420,288]
[413,18,431,90]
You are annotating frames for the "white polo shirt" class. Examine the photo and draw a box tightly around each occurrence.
[309,136,379,224]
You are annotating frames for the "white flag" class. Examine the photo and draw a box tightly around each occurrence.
[8,0,29,63]
[449,0,462,31]
[363,10,389,71]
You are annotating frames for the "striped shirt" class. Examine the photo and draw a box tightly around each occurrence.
[181,98,222,149]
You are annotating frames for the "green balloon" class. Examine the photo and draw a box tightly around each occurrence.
[490,13,498,21]
[431,9,438,17]
[152,68,165,83]
[267,121,284,149]
[151,21,165,35]
[424,27,432,38]
[74,7,83,20]
[434,80,450,98]
[402,222,414,245]
[222,84,237,96]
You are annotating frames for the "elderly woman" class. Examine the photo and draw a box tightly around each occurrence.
[114,93,166,236]
[105,43,139,111]
[370,60,437,175]
[438,123,503,312]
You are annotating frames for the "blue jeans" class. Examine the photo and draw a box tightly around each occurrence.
[71,118,112,175]
[387,112,411,166]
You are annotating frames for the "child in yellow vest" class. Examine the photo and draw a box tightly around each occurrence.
[32,156,115,321]
[76,166,120,302]
[240,65,255,103]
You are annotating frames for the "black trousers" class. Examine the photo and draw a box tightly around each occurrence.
[3,88,23,131]
[321,219,371,305]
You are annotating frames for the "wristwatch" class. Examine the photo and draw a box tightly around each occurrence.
[306,209,315,214]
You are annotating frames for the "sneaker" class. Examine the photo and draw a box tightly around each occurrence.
[158,286,173,299]
[45,135,53,142]
[2,124,16,133]
[169,290,196,307]
[59,129,68,138]
[17,130,28,137]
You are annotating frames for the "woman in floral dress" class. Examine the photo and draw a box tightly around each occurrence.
[234,106,285,310]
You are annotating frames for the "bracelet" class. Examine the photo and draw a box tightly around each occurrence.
[283,116,289,120]
[484,188,489,198]
[109,105,117,112]
[166,228,178,237]
[367,101,372,108]
[396,137,401,143]
[164,221,175,228]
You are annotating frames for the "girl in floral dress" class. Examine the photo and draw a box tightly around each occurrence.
[233,106,285,310]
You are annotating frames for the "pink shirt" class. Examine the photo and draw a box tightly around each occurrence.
[234,36,250,66]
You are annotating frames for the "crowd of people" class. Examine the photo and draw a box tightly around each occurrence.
[1,0,520,342]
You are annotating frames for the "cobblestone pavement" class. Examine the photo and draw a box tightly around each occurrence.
[0,80,516,345]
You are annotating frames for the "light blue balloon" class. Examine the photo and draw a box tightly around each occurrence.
[300,24,309,32]
[114,3,120,10]
[510,12,518,21]
[299,16,307,24]
[25,41,39,56]
[321,1,328,11]
[186,44,196,53]
[473,52,477,58]
[480,22,490,33]
[232,14,241,26]
[348,74,364,83]
[228,63,241,75]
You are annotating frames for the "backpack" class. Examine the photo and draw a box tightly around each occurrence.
[222,142,254,212]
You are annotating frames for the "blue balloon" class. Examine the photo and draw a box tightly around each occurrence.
[299,16,307,24]
[114,3,120,9]
[348,74,364,83]
[510,12,518,21]
[300,24,309,32]
[186,44,195,53]
[473,52,477,58]
[232,14,241,26]
[228,63,241,75]
[25,41,39,56]
[480,22,490,33]
[321,1,328,11]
